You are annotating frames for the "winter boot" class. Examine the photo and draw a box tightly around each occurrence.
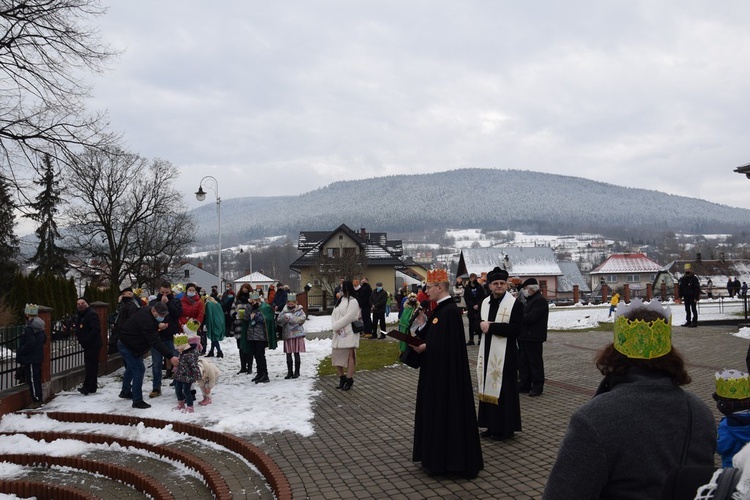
[217,351,224,358]
[342,377,354,391]
[292,353,301,379]
[172,400,185,411]
[198,396,212,406]
[336,376,346,389]
[285,355,294,379]
[238,352,248,374]
[182,406,194,413]
[254,372,270,384]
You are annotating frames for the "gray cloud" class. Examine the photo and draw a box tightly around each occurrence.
[91,1,750,212]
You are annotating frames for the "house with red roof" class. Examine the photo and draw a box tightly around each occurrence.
[589,253,665,297]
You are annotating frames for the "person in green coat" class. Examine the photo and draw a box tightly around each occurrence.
[204,297,225,357]
[397,293,420,353]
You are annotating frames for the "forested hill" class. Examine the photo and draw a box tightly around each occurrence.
[190,168,750,245]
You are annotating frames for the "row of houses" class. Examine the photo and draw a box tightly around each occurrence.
[173,224,750,304]
[288,224,750,303]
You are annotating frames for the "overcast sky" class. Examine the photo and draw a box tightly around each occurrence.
[88,1,750,212]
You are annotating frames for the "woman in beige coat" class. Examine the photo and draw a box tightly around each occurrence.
[331,281,361,390]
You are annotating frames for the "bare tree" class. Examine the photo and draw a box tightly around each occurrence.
[64,147,193,289]
[0,0,117,193]
[307,243,368,297]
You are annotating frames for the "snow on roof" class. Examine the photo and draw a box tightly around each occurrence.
[235,271,276,283]
[591,253,663,274]
[557,261,591,292]
[460,247,562,277]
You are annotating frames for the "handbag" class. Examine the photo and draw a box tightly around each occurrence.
[351,320,364,333]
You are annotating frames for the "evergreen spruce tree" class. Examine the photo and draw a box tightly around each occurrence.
[26,155,70,277]
[0,176,20,286]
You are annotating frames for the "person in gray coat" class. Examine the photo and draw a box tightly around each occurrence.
[543,299,716,500]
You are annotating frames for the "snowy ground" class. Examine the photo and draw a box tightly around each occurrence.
[0,303,748,447]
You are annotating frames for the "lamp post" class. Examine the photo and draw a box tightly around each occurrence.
[196,176,222,290]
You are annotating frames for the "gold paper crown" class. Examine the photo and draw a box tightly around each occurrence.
[184,319,200,333]
[426,268,448,283]
[716,370,750,400]
[613,298,672,359]
[24,303,39,315]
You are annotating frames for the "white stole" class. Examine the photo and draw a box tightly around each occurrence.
[477,293,515,405]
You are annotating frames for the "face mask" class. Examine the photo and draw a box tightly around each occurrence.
[155,315,165,322]
[187,291,196,297]
[376,287,382,291]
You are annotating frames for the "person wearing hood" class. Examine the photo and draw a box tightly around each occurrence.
[74,297,102,395]
[17,304,46,408]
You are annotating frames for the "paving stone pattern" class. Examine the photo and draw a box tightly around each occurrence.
[3,321,740,499]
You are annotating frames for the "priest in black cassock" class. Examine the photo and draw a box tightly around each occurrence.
[477,266,523,440]
[409,268,483,479]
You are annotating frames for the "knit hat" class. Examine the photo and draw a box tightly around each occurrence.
[487,267,509,283]
[521,277,539,288]
[613,298,672,359]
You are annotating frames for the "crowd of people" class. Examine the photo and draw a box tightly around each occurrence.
[16,280,307,412]
[16,266,750,496]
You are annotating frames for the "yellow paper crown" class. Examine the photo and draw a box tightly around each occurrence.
[613,298,672,359]
[716,370,750,400]
[184,319,200,333]
[174,333,189,346]
[426,268,448,283]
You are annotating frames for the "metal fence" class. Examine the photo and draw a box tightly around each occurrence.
[0,325,24,392]
[0,315,94,392]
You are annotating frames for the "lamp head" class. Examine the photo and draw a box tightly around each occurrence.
[195,186,206,201]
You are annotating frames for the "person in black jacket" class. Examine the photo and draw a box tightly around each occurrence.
[678,264,701,327]
[463,273,486,346]
[147,282,182,397]
[74,298,102,395]
[17,304,46,408]
[370,282,388,339]
[110,287,140,354]
[519,278,549,397]
[357,277,373,337]
[118,302,179,409]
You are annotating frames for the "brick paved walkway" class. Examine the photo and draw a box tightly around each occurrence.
[2,321,742,498]
[257,323,740,499]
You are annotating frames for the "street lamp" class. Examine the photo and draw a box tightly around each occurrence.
[196,176,222,290]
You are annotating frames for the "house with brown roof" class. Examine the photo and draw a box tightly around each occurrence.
[290,225,405,303]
